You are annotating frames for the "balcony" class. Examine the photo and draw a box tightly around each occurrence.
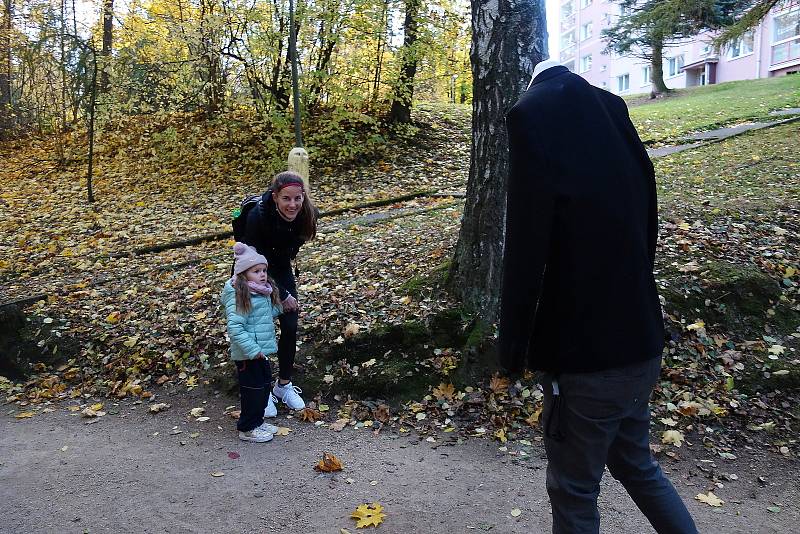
[561,45,576,62]
[771,38,800,65]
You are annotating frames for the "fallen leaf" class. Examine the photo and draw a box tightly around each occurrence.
[330,418,349,432]
[372,404,390,423]
[662,430,685,447]
[511,508,522,518]
[351,503,386,528]
[432,383,455,401]
[314,451,344,472]
[300,408,323,422]
[15,411,35,419]
[196,416,211,422]
[228,452,240,459]
[525,406,543,427]
[489,374,510,394]
[695,492,724,507]
[189,407,205,417]
[211,471,225,477]
[275,427,291,436]
[149,403,170,413]
[344,322,360,338]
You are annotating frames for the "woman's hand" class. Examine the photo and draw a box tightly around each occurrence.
[282,295,299,312]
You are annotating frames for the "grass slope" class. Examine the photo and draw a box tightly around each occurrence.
[627,75,800,145]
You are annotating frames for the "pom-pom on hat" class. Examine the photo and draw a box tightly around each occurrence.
[233,242,268,275]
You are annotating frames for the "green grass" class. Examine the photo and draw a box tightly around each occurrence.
[654,120,800,213]
[628,75,800,145]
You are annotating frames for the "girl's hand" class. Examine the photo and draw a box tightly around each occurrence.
[282,295,299,312]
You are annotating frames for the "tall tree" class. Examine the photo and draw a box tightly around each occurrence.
[100,0,113,92]
[388,0,421,123]
[712,1,782,45]
[0,0,12,133]
[449,0,547,321]
[603,1,733,97]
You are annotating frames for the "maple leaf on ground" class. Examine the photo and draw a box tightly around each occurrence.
[432,383,455,401]
[351,503,386,528]
[489,374,510,395]
[525,406,543,427]
[662,430,685,447]
[315,451,344,473]
[300,407,323,422]
[695,492,724,507]
[372,404,390,423]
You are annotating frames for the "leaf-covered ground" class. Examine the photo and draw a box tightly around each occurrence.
[0,103,470,288]
[626,75,800,146]
[1,90,798,466]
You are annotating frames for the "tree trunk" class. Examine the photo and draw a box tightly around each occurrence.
[0,0,12,136]
[87,45,97,203]
[100,0,113,93]
[649,37,670,98]
[450,0,547,321]
[388,0,421,124]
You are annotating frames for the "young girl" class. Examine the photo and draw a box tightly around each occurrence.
[221,242,283,442]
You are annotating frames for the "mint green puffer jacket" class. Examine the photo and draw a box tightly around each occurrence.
[221,281,282,361]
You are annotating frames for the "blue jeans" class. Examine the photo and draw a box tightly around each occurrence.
[542,357,697,534]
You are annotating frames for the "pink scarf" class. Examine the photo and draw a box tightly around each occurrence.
[230,277,273,298]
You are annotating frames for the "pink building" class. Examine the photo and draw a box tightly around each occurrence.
[558,0,800,95]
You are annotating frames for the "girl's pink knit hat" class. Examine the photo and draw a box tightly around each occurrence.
[233,242,268,275]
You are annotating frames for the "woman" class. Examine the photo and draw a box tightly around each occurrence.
[242,171,318,414]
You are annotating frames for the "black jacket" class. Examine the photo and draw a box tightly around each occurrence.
[498,66,664,374]
[242,190,307,276]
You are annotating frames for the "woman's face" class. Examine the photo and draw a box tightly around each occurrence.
[273,185,304,221]
[245,264,268,284]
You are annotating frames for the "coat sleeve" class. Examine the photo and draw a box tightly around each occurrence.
[613,96,658,268]
[272,302,283,318]
[222,289,261,359]
[498,104,556,372]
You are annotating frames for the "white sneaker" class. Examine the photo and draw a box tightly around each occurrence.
[258,422,280,435]
[264,393,278,418]
[239,428,273,443]
[273,382,305,410]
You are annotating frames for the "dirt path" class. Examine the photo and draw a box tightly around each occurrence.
[2,388,797,533]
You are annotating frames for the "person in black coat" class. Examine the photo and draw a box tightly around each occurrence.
[498,64,697,533]
[242,171,318,413]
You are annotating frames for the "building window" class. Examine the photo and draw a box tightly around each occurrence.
[773,9,800,43]
[602,13,611,25]
[561,1,575,18]
[600,64,607,72]
[700,43,712,57]
[581,22,593,41]
[617,73,630,92]
[561,30,576,49]
[771,10,800,65]
[667,55,685,77]
[642,65,651,84]
[581,0,593,8]
[729,31,755,58]
[581,54,593,73]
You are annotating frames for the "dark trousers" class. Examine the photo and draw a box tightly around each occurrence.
[270,266,298,381]
[235,358,270,432]
[542,357,697,534]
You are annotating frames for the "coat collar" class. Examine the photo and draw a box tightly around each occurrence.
[530,65,570,87]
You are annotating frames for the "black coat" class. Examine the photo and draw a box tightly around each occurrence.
[498,66,664,374]
[242,190,307,276]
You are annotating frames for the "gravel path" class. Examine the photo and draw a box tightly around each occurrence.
[2,387,797,533]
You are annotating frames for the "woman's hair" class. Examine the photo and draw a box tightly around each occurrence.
[272,171,318,241]
[233,273,282,314]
